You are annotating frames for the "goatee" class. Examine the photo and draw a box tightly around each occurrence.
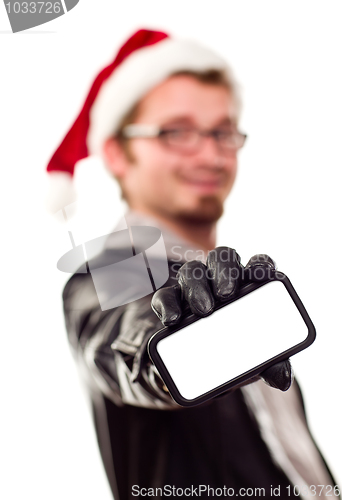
[174,196,224,225]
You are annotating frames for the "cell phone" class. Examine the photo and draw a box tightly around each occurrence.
[148,273,316,407]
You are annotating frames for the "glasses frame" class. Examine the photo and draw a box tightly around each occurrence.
[120,124,247,154]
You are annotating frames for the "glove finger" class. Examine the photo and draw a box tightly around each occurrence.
[151,284,182,326]
[206,247,242,300]
[260,359,293,391]
[243,254,276,283]
[177,260,215,317]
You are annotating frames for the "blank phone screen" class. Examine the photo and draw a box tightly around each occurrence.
[156,280,309,400]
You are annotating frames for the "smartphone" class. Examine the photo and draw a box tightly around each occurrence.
[148,273,316,406]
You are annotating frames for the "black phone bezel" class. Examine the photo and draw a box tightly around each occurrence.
[148,273,316,407]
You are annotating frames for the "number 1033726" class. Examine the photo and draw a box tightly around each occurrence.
[5,2,62,14]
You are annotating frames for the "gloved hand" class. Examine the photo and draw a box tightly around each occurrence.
[151,246,293,392]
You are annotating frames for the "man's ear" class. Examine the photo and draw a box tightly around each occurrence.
[102,138,129,179]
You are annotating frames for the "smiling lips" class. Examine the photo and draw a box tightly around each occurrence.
[178,174,230,194]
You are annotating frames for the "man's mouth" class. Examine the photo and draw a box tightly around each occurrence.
[179,176,226,194]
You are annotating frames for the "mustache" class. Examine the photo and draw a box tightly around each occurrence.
[176,170,231,182]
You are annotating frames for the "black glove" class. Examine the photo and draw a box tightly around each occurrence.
[151,246,293,392]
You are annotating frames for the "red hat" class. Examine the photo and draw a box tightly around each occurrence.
[46,29,235,212]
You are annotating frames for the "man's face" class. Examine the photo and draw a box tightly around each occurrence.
[113,75,239,224]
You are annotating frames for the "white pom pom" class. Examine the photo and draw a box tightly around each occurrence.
[45,171,77,214]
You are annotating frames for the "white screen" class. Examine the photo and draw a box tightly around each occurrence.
[156,281,308,400]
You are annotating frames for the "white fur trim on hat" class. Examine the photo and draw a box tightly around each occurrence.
[45,171,77,214]
[88,38,235,155]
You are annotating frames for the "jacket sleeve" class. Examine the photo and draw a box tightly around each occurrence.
[62,271,179,409]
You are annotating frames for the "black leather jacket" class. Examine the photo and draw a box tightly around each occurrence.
[63,249,336,500]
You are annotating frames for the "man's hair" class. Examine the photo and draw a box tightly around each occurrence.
[110,69,238,199]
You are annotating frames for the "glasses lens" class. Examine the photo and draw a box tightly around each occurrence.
[162,128,199,150]
[216,131,246,149]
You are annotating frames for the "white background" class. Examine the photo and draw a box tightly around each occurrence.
[1,1,341,498]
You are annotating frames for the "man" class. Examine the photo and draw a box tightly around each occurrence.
[48,30,337,499]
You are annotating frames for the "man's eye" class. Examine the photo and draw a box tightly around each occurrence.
[214,130,232,139]
[164,129,193,139]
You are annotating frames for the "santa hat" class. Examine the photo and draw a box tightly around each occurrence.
[46,29,236,212]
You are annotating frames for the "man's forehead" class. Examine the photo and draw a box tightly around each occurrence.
[134,75,238,124]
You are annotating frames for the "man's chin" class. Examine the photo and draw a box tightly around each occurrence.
[175,196,224,225]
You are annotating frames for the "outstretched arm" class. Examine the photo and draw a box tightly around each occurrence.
[62,269,179,409]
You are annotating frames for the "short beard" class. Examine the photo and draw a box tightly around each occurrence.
[172,196,224,225]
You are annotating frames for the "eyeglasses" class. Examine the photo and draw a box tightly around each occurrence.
[120,124,247,154]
